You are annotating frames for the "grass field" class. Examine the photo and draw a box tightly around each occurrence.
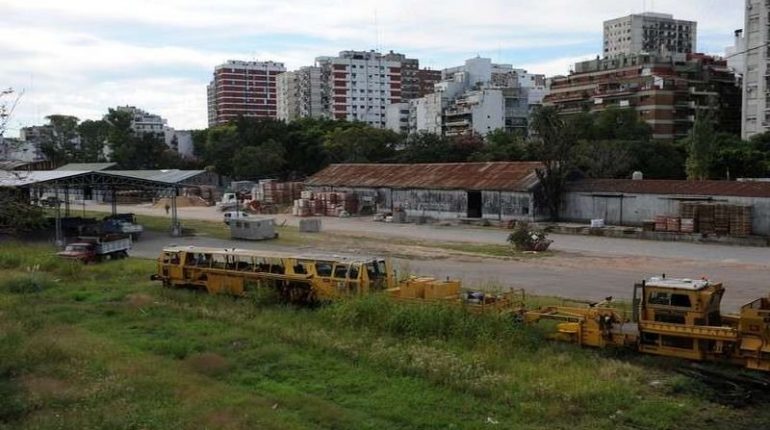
[1,243,767,429]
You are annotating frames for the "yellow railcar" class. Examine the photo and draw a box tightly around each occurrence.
[151,246,394,302]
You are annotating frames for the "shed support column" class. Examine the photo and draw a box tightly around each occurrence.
[54,187,63,249]
[170,187,181,237]
[111,188,117,216]
[64,188,70,217]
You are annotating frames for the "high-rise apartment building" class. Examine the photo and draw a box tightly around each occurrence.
[315,50,403,128]
[544,53,740,140]
[388,57,544,137]
[742,0,768,139]
[206,60,286,127]
[603,12,696,58]
[276,66,324,122]
[381,51,442,100]
[416,69,442,97]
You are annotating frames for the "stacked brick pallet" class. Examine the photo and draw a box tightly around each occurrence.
[262,181,304,205]
[293,191,359,217]
[653,202,752,236]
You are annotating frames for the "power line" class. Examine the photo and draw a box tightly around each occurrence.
[724,40,770,60]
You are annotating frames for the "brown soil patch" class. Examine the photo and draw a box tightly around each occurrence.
[125,293,154,308]
[186,352,230,376]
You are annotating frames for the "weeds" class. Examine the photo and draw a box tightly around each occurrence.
[1,268,57,294]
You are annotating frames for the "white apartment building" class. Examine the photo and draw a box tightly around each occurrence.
[725,29,746,75]
[742,0,768,139]
[277,66,324,122]
[316,50,403,128]
[387,57,542,137]
[111,106,193,157]
[603,12,696,58]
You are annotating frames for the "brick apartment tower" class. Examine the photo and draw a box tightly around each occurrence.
[207,60,286,127]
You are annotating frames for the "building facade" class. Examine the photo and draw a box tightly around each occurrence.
[305,162,547,221]
[206,60,286,127]
[742,0,768,139]
[603,12,696,58]
[389,57,545,137]
[276,66,324,122]
[544,53,740,140]
[315,50,403,128]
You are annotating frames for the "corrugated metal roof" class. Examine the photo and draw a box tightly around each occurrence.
[0,169,207,187]
[0,170,92,187]
[306,162,543,192]
[56,162,116,171]
[567,179,770,198]
[0,160,33,171]
[107,170,207,184]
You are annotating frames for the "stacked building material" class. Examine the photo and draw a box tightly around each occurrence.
[680,218,695,233]
[714,204,730,235]
[262,181,304,205]
[729,205,752,237]
[666,217,681,232]
[654,215,667,231]
[679,202,697,220]
[292,192,359,217]
[697,204,715,234]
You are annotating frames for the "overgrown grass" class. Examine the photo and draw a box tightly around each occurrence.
[0,243,767,429]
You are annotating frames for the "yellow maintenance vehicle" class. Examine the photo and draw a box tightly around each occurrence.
[151,247,770,371]
[150,246,516,309]
[524,276,770,372]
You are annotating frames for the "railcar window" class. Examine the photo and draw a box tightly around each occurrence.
[377,260,387,277]
[649,292,670,305]
[670,294,692,308]
[349,264,360,279]
[334,264,349,279]
[316,262,333,277]
[211,253,228,269]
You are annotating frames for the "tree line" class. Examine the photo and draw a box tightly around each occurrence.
[14,107,770,182]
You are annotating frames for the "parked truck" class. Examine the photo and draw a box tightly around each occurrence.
[101,217,144,240]
[57,235,132,263]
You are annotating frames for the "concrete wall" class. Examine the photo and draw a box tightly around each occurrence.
[307,185,538,221]
[561,191,770,236]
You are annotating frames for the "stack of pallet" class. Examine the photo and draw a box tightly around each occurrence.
[729,205,752,237]
[666,217,681,232]
[714,204,730,235]
[654,215,667,231]
[292,192,359,217]
[680,218,695,233]
[697,204,715,235]
[263,181,304,205]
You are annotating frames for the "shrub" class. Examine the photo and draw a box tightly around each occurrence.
[507,222,552,252]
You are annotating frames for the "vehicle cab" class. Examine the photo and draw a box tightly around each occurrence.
[223,211,250,225]
[57,242,96,263]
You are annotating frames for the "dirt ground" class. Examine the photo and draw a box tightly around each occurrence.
[87,201,770,313]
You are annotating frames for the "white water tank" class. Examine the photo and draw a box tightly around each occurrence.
[632,171,644,180]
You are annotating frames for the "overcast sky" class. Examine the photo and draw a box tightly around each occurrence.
[2,0,742,135]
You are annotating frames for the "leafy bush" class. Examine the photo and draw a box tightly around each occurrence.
[507,222,552,252]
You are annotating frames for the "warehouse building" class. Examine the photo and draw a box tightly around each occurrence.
[562,179,770,236]
[305,162,546,221]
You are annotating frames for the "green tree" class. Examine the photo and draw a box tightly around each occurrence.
[575,139,634,178]
[685,110,717,180]
[397,132,452,163]
[39,115,80,164]
[77,119,109,162]
[710,133,768,179]
[324,125,399,163]
[529,106,577,220]
[470,129,525,161]
[231,139,287,179]
[628,140,687,179]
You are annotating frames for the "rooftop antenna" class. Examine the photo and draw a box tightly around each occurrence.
[374,8,380,52]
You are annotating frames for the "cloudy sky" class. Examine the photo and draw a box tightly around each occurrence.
[2,0,742,136]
